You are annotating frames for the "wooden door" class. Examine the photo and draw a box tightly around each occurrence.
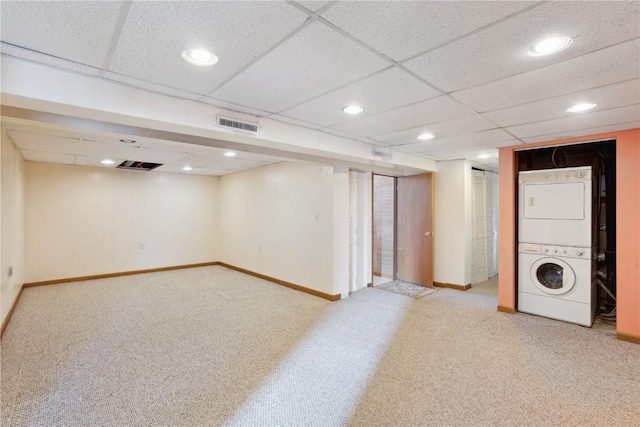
[396,173,433,287]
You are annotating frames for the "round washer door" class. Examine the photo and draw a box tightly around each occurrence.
[529,257,576,295]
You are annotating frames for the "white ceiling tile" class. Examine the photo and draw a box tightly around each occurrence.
[521,121,640,144]
[77,139,141,159]
[269,114,323,130]
[375,115,497,146]
[133,147,189,164]
[108,1,308,95]
[198,97,272,117]
[321,1,536,61]
[484,79,640,127]
[279,67,440,127]
[402,129,517,155]
[206,158,267,171]
[73,155,125,168]
[506,104,640,139]
[0,1,123,67]
[452,39,640,112]
[101,72,203,101]
[21,150,76,165]
[0,45,103,77]
[212,22,389,113]
[318,127,384,145]
[199,168,236,176]
[331,96,473,137]
[153,164,190,174]
[405,1,640,92]
[4,122,82,139]
[8,132,80,154]
[294,1,331,13]
[139,140,193,154]
[175,153,226,168]
[234,152,288,163]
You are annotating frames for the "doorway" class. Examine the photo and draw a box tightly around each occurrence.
[372,173,434,288]
[372,175,395,286]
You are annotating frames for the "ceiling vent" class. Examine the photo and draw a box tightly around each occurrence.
[217,116,259,134]
[372,147,392,160]
[117,160,163,171]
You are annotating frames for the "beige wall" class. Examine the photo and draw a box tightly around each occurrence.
[25,162,219,282]
[433,160,473,286]
[1,129,26,326]
[218,162,335,295]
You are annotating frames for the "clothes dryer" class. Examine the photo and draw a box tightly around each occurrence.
[518,166,594,247]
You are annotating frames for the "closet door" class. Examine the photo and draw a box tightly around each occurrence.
[485,172,499,277]
[472,170,488,284]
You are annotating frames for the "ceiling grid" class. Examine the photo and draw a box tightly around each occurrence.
[0,0,638,172]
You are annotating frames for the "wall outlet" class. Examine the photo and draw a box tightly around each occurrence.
[138,243,145,250]
[8,266,13,278]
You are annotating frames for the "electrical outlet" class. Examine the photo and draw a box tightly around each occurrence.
[8,266,13,278]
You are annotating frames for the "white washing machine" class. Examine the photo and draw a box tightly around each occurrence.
[518,166,593,247]
[518,243,596,326]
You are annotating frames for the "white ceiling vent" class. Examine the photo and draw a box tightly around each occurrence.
[217,116,259,134]
[372,147,392,160]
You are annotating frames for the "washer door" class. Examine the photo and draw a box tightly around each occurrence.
[529,257,576,295]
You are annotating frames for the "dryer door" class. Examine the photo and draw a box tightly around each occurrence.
[530,257,576,295]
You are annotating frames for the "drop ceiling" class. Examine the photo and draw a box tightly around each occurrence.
[1,1,639,174]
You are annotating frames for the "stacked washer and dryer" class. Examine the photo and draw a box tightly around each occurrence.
[518,166,597,327]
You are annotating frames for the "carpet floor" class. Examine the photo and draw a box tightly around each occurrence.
[1,267,638,426]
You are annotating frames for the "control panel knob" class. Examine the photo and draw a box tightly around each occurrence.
[552,249,558,254]
[562,249,567,255]
[544,175,549,180]
[576,250,584,257]
[576,172,584,178]
[542,248,548,253]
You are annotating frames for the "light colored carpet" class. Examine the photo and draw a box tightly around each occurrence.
[1,267,638,426]
[375,279,438,298]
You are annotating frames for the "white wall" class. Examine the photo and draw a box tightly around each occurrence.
[25,162,219,282]
[433,160,473,286]
[332,166,350,298]
[1,129,26,326]
[218,162,339,296]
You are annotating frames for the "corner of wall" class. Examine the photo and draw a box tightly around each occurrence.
[1,128,26,329]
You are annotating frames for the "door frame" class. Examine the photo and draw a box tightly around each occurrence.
[371,173,398,285]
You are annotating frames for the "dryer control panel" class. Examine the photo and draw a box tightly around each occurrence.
[519,243,591,259]
[519,166,592,184]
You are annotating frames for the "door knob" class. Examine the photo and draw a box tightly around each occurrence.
[425,232,432,237]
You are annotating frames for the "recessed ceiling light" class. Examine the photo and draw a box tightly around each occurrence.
[182,166,193,171]
[223,151,237,158]
[101,159,115,165]
[342,105,364,115]
[527,36,572,56]
[567,103,597,113]
[477,154,491,159]
[417,133,434,140]
[182,48,218,66]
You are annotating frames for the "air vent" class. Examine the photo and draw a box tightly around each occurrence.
[372,148,392,160]
[117,161,163,171]
[217,116,259,134]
